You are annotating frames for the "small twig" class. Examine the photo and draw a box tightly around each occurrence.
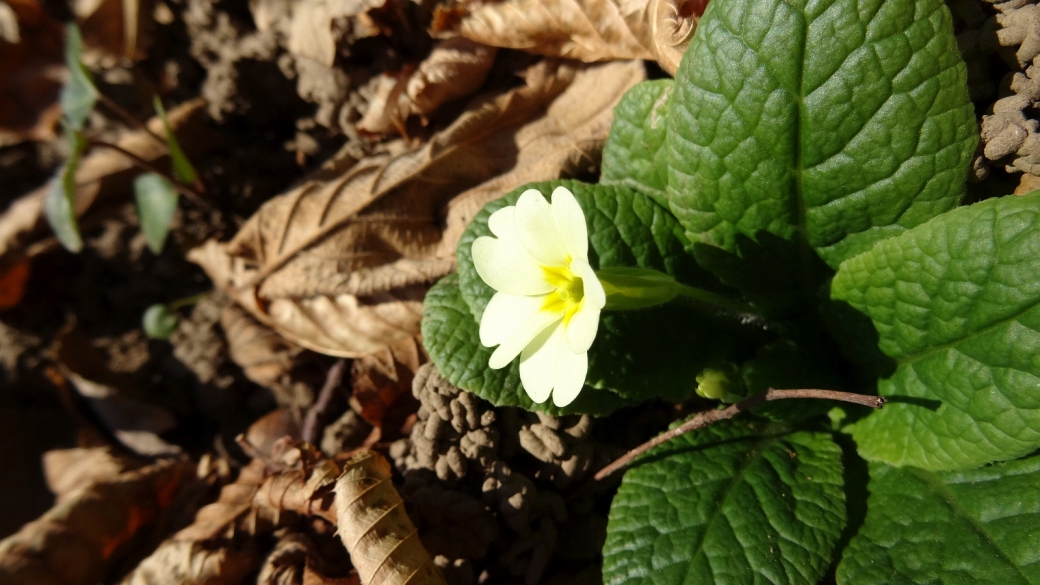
[301,359,348,445]
[594,388,885,481]
[96,94,168,150]
[85,138,209,207]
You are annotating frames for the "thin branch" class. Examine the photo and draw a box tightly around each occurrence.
[96,94,168,150]
[85,138,209,207]
[301,359,348,445]
[594,388,885,481]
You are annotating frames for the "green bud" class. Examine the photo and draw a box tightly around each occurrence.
[696,365,743,403]
[143,304,179,340]
[595,266,681,310]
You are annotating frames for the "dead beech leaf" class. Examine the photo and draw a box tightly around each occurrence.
[221,304,310,405]
[334,451,446,585]
[350,335,424,430]
[286,0,386,66]
[43,447,138,501]
[0,0,64,146]
[122,541,259,585]
[435,0,703,75]
[0,99,212,270]
[0,457,195,585]
[357,38,498,136]
[191,59,643,358]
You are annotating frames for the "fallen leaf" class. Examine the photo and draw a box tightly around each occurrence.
[246,408,303,460]
[357,38,498,136]
[0,457,195,585]
[221,304,306,398]
[43,447,138,502]
[74,0,146,61]
[286,0,386,66]
[0,0,64,146]
[121,541,259,585]
[333,451,446,585]
[0,99,212,273]
[350,335,424,430]
[434,0,703,75]
[191,59,643,357]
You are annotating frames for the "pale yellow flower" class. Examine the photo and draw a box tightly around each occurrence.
[472,186,606,407]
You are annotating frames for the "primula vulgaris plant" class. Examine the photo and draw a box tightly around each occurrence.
[423,0,1040,583]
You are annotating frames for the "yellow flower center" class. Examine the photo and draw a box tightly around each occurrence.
[541,264,585,325]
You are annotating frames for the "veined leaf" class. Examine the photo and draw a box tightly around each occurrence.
[832,193,1040,471]
[601,79,672,208]
[134,173,179,254]
[60,23,98,131]
[602,419,846,585]
[837,457,1040,585]
[152,96,198,186]
[44,128,87,252]
[667,0,976,286]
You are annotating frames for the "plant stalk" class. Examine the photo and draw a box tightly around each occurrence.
[594,388,885,481]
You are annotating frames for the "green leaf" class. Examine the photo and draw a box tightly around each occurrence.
[153,96,198,185]
[449,180,754,408]
[601,80,672,208]
[44,129,87,253]
[666,0,976,277]
[602,420,846,585]
[134,174,179,254]
[60,23,98,131]
[837,457,1040,585]
[421,274,637,416]
[832,193,1040,471]
[143,304,179,340]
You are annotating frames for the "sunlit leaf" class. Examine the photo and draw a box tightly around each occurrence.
[134,173,179,254]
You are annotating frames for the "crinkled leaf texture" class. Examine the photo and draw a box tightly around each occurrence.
[601,79,672,207]
[832,193,1040,471]
[837,456,1040,585]
[602,419,846,585]
[438,179,750,412]
[666,0,976,289]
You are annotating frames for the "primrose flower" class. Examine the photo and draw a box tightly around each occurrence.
[472,187,606,407]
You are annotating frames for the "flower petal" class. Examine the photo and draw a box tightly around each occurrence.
[488,309,561,369]
[518,323,564,403]
[564,304,600,354]
[480,292,545,347]
[551,186,588,260]
[487,206,517,240]
[571,258,606,310]
[551,348,588,407]
[514,189,570,267]
[472,236,553,296]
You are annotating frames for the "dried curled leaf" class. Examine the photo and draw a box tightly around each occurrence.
[0,457,194,585]
[434,0,701,75]
[43,448,137,501]
[334,451,446,585]
[221,304,309,406]
[193,60,643,357]
[121,541,259,585]
[357,38,498,136]
[350,335,424,430]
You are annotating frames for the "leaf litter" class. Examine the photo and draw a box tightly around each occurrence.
[0,0,1027,583]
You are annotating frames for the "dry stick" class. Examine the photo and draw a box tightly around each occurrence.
[85,138,209,207]
[594,388,886,481]
[301,359,348,445]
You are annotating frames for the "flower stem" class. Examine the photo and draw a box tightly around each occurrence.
[672,283,767,328]
[593,387,885,481]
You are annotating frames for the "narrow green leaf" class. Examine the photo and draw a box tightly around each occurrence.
[448,180,755,408]
[421,274,637,416]
[134,173,179,254]
[60,23,98,131]
[44,129,87,252]
[153,96,197,185]
[832,193,1040,471]
[837,457,1040,585]
[667,0,976,280]
[602,420,846,585]
[143,304,179,340]
[601,80,672,208]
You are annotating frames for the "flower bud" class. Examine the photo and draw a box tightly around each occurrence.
[695,365,743,403]
[595,266,681,310]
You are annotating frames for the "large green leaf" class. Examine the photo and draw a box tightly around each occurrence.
[832,193,1040,471]
[667,0,976,277]
[421,274,636,416]
[602,420,846,585]
[447,180,755,409]
[601,80,672,208]
[837,456,1040,585]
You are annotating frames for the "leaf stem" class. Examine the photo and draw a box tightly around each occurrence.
[302,360,347,445]
[672,283,768,328]
[85,138,209,207]
[593,387,885,481]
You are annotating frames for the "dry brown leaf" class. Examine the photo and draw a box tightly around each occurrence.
[350,335,423,431]
[43,447,138,501]
[122,541,259,585]
[0,457,195,585]
[191,59,643,358]
[434,0,703,75]
[74,0,146,62]
[221,304,311,405]
[357,38,498,136]
[333,451,445,585]
[285,0,386,66]
[0,0,64,146]
[0,99,212,272]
